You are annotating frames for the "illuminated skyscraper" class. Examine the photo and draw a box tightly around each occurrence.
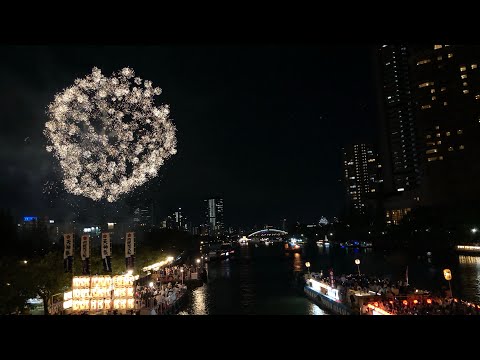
[205,197,224,237]
[376,45,421,193]
[342,144,379,216]
[410,44,480,206]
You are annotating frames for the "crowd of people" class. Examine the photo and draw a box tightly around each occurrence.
[307,271,480,315]
[133,262,203,314]
[135,281,187,315]
[364,297,480,315]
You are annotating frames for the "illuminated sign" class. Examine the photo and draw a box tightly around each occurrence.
[49,220,55,224]
[23,216,37,222]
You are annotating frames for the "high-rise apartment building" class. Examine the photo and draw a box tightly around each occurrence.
[342,144,380,216]
[410,44,480,206]
[376,45,421,194]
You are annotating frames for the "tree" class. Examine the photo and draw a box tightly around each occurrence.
[31,251,71,315]
[0,257,36,314]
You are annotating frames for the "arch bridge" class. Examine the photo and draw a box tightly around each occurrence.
[247,228,288,239]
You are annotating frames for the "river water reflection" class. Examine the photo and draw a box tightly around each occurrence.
[182,242,480,315]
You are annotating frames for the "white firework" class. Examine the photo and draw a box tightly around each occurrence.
[44,67,177,202]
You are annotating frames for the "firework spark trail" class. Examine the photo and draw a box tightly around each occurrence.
[44,67,177,202]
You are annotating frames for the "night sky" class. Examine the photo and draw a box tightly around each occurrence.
[0,45,378,228]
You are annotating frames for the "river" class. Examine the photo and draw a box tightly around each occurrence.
[181,242,480,314]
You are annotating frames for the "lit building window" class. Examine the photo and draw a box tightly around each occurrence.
[461,74,468,79]
[448,147,454,151]
[475,95,480,100]
[426,134,432,139]
[421,104,432,110]
[434,45,443,50]
[426,149,438,154]
[458,129,463,134]
[439,156,444,160]
[428,157,438,162]
[419,82,434,88]
[437,56,443,61]
[437,140,442,145]
[448,53,453,58]
[472,64,478,69]
[386,208,411,225]
[432,96,436,101]
[435,126,440,130]
[441,87,446,92]
[444,102,448,106]
[463,82,468,87]
[463,89,470,94]
[459,145,465,150]
[436,133,441,138]
[427,141,436,146]
[417,59,431,65]
[446,131,451,136]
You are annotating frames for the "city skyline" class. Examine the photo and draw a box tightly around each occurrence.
[0,45,378,227]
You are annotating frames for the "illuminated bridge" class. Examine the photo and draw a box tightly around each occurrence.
[247,228,288,241]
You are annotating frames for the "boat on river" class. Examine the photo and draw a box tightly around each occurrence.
[304,274,380,315]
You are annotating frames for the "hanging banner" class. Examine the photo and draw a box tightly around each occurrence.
[125,232,135,258]
[81,235,91,275]
[81,235,90,260]
[125,232,135,271]
[63,233,74,273]
[101,233,111,259]
[101,232,112,273]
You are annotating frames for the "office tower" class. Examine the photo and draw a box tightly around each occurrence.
[205,197,224,237]
[133,205,152,227]
[173,208,183,230]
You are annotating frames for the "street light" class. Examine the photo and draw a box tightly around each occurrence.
[305,261,311,274]
[472,228,478,234]
[443,269,453,298]
[355,259,361,276]
[23,260,28,264]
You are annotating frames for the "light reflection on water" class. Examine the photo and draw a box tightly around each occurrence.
[309,302,328,315]
[183,243,326,315]
[183,244,480,314]
[190,285,207,315]
[457,255,480,302]
[293,252,303,272]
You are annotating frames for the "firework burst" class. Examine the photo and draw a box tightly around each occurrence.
[44,67,177,202]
